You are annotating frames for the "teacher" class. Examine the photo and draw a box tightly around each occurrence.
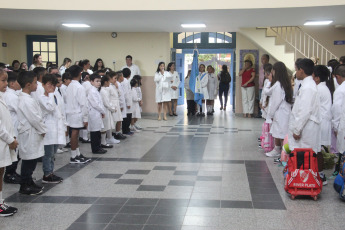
[239,60,256,118]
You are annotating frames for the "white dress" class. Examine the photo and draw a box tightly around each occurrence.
[207,73,218,100]
[154,71,172,103]
[288,76,321,153]
[0,93,17,168]
[109,83,123,122]
[170,71,180,99]
[100,87,115,131]
[87,86,105,132]
[117,82,127,118]
[131,87,142,118]
[317,82,332,145]
[195,72,209,100]
[260,79,270,119]
[265,81,292,139]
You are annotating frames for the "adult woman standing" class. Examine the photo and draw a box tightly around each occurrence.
[154,62,172,121]
[167,62,180,116]
[93,58,105,72]
[239,60,256,118]
[59,58,72,75]
[29,54,43,71]
[206,65,218,115]
[218,65,231,111]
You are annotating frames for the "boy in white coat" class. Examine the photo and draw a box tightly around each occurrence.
[288,58,321,153]
[107,71,122,142]
[195,64,209,116]
[88,74,107,154]
[3,72,22,184]
[121,68,133,135]
[39,74,66,184]
[65,65,90,164]
[114,71,127,140]
[30,67,46,102]
[17,71,47,195]
[80,72,92,143]
[0,69,18,216]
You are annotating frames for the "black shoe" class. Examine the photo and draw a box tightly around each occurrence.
[201,113,205,117]
[114,133,127,140]
[79,137,84,142]
[1,202,17,214]
[254,114,262,118]
[207,112,213,115]
[19,183,42,195]
[4,173,21,184]
[320,174,328,186]
[101,144,113,149]
[30,179,44,190]
[173,113,178,116]
[42,174,63,184]
[0,203,15,217]
[64,142,71,148]
[92,149,107,154]
[70,157,84,164]
[81,139,91,143]
[79,154,91,163]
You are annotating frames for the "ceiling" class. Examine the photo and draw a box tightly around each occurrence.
[0,5,345,32]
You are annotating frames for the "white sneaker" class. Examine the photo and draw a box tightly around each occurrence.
[61,148,69,152]
[266,147,281,157]
[130,125,140,132]
[56,149,64,154]
[106,138,120,144]
[134,124,142,130]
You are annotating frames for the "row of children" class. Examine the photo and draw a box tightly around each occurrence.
[0,63,143,216]
[259,58,345,186]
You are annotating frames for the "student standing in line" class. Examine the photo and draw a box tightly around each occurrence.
[59,57,71,75]
[206,65,218,115]
[132,75,143,130]
[114,71,127,139]
[265,62,293,157]
[130,79,142,132]
[167,62,180,116]
[154,62,172,121]
[31,67,46,102]
[256,54,270,117]
[79,72,92,143]
[0,69,19,216]
[17,71,46,195]
[122,68,133,134]
[100,75,115,148]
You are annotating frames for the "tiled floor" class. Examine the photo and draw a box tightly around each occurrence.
[1,108,344,230]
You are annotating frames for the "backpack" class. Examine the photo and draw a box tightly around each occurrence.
[333,154,345,200]
[220,72,231,84]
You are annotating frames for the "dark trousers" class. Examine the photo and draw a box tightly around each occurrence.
[187,100,196,115]
[219,83,229,107]
[5,154,20,175]
[122,113,132,134]
[90,131,101,152]
[21,159,38,184]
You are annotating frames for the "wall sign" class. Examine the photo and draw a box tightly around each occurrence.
[334,40,345,45]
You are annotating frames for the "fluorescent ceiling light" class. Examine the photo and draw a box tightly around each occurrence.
[304,20,333,26]
[62,23,90,28]
[181,24,206,28]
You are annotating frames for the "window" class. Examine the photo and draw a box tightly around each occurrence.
[208,32,232,43]
[27,35,58,67]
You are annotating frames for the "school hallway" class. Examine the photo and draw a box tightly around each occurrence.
[1,108,342,230]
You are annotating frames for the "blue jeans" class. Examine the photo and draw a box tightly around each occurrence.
[43,144,59,176]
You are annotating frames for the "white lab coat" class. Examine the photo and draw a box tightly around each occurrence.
[17,92,46,160]
[55,87,66,123]
[336,98,345,153]
[117,82,127,118]
[265,81,292,139]
[317,82,332,145]
[332,81,345,133]
[82,81,92,96]
[122,78,132,113]
[100,87,115,131]
[195,72,209,100]
[260,79,270,119]
[59,66,66,75]
[121,64,141,81]
[137,87,143,112]
[170,71,180,99]
[207,73,218,100]
[288,76,321,152]
[154,71,172,103]
[60,84,68,104]
[293,78,302,100]
[87,86,105,132]
[39,93,67,145]
[0,93,17,168]
[3,88,19,137]
[31,81,44,102]
[131,87,141,118]
[65,80,88,128]
[109,83,123,122]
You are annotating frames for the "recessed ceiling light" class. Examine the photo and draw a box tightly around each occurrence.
[181,24,206,28]
[304,20,333,26]
[62,23,90,28]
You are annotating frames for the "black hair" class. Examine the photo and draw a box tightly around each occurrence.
[42,74,58,86]
[156,62,165,73]
[48,65,58,73]
[101,75,110,86]
[272,62,293,104]
[244,60,253,67]
[133,75,142,86]
[122,68,131,78]
[81,72,90,81]
[262,54,270,61]
[20,62,27,69]
[167,62,175,72]
[17,71,36,88]
[126,55,133,60]
[334,64,345,78]
[93,58,105,71]
[115,71,123,79]
[33,67,46,81]
[220,64,230,81]
[69,65,83,78]
[61,57,72,67]
[296,58,314,75]
[32,54,41,65]
[199,64,206,69]
[313,65,335,101]
[339,56,345,64]
[62,72,72,82]
[107,71,117,79]
[81,59,90,68]
[0,63,6,68]
[90,73,101,82]
[7,71,18,83]
[130,78,138,88]
[327,59,340,76]
[12,60,20,67]
[54,73,61,79]
[263,63,273,73]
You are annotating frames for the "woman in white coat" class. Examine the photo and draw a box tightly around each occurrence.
[265,62,293,157]
[154,62,172,120]
[206,65,218,115]
[167,62,180,116]
[195,64,209,116]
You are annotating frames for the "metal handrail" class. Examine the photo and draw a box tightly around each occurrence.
[269,26,338,65]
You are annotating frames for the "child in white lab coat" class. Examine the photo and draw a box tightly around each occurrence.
[114,71,127,140]
[206,65,218,115]
[130,79,142,132]
[31,67,46,102]
[39,74,66,184]
[65,65,90,164]
[80,72,92,143]
[3,72,22,184]
[132,75,143,130]
[121,68,133,134]
[100,75,115,148]
[61,72,72,148]
[167,62,180,116]
[88,74,107,154]
[288,58,321,154]
[265,62,293,157]
[17,71,47,195]
[0,69,18,216]
[195,64,209,116]
[260,63,273,119]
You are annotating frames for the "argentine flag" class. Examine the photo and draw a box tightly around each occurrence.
[189,50,203,106]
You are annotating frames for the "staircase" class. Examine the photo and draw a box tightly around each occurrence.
[239,27,338,72]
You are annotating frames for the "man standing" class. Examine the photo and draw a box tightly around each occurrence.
[121,55,141,81]
[256,54,270,118]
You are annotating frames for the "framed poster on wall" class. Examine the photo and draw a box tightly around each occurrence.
[239,49,259,74]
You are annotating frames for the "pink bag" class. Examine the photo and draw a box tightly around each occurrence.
[260,122,274,152]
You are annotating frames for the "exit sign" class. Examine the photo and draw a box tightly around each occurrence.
[334,40,345,45]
